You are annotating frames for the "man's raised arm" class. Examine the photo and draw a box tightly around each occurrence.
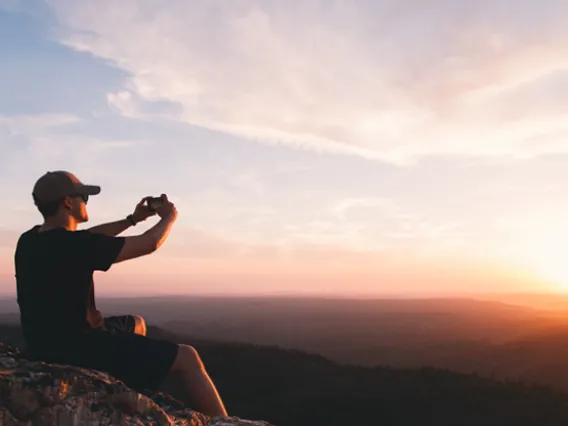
[114,195,178,263]
[87,198,156,237]
[87,218,133,237]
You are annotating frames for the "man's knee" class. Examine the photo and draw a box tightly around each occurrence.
[170,344,205,373]
[132,314,147,336]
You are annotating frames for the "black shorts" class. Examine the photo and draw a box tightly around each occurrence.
[29,315,179,394]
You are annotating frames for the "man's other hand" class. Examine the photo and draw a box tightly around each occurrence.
[132,197,157,224]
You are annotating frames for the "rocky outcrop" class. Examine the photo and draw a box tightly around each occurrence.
[0,343,273,425]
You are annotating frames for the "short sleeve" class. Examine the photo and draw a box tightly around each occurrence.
[72,231,126,272]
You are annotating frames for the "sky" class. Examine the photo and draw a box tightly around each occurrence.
[1,0,568,297]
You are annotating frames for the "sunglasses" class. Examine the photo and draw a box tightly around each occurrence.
[69,193,89,204]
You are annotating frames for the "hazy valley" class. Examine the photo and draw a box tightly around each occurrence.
[4,295,568,393]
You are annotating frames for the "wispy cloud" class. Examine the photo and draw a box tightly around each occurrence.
[45,0,568,164]
[332,197,401,220]
[159,226,242,259]
[0,114,83,176]
[0,113,81,134]
[0,113,150,177]
[231,170,264,196]
[256,196,466,255]
[135,224,387,265]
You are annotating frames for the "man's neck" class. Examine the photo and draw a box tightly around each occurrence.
[41,215,78,232]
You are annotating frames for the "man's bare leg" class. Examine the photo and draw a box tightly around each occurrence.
[132,317,225,415]
[166,345,228,417]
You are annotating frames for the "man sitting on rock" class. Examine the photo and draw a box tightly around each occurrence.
[13,171,228,418]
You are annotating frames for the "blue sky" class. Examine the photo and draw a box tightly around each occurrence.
[1,0,568,296]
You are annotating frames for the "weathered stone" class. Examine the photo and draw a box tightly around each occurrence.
[0,343,274,426]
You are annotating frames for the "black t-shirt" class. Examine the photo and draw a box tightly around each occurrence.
[14,226,125,350]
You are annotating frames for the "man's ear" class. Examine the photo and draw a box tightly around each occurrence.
[62,197,73,211]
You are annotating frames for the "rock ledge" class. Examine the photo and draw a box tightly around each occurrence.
[0,343,273,425]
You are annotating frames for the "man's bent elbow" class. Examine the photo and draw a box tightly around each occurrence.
[147,238,160,253]
[139,231,160,254]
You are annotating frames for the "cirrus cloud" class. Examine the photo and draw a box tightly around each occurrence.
[45,0,568,164]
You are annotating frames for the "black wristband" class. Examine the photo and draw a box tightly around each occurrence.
[126,214,136,226]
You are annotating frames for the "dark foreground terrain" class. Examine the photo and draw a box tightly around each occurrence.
[2,323,568,426]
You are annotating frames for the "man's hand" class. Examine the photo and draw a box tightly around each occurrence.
[132,197,157,224]
[155,194,178,221]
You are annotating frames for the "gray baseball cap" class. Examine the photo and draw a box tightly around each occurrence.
[32,171,101,204]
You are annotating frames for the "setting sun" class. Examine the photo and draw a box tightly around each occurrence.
[525,231,568,290]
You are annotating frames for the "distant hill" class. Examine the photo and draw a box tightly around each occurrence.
[3,323,568,425]
[132,296,568,393]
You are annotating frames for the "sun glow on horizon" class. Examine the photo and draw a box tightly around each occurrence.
[523,230,568,291]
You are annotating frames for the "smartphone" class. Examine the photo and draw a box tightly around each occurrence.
[146,195,165,212]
